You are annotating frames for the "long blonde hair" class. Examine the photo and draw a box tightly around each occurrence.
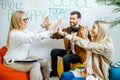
[93,20,110,42]
[6,10,26,48]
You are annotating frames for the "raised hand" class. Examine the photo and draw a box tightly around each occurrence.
[51,19,62,34]
[79,26,89,39]
[41,16,50,30]
[84,25,89,39]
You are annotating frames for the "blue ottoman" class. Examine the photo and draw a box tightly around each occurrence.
[71,77,86,80]
[110,62,120,80]
[60,72,74,80]
[60,72,86,80]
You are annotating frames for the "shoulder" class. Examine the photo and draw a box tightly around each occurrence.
[62,27,71,32]
[79,25,84,27]
[10,29,26,38]
[10,29,21,35]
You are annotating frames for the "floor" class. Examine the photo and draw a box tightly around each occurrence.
[49,77,59,80]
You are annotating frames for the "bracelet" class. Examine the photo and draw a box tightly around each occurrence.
[63,32,67,37]
[41,24,44,28]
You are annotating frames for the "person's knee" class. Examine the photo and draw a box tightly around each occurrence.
[33,62,40,69]
[63,54,71,61]
[40,59,48,67]
[51,49,57,56]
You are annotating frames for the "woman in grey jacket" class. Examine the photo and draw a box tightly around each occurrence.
[59,20,114,80]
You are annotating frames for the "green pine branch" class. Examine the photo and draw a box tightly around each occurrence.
[96,0,120,27]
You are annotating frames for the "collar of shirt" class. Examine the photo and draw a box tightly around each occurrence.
[70,27,79,32]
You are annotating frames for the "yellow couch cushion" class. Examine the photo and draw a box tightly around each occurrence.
[57,58,85,77]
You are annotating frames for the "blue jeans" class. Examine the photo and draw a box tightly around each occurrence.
[50,49,82,72]
[60,72,86,80]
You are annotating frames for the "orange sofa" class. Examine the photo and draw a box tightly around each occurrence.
[0,46,29,80]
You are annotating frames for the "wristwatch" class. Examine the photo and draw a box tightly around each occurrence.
[41,24,45,28]
[63,32,67,37]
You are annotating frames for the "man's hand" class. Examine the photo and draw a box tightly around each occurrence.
[51,19,62,34]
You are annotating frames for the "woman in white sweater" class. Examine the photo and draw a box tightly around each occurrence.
[3,10,61,80]
[59,20,114,80]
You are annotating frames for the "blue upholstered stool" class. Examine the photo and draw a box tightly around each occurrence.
[110,62,120,80]
[60,72,74,80]
[71,77,86,80]
[60,72,86,80]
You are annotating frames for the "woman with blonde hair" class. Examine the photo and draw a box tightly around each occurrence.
[3,10,61,80]
[59,20,114,80]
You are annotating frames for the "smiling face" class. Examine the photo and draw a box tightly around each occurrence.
[91,23,98,37]
[21,13,28,29]
[10,10,28,30]
[69,14,80,27]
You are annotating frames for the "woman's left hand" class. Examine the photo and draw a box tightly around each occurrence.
[41,16,50,30]
[84,25,89,38]
[80,26,89,39]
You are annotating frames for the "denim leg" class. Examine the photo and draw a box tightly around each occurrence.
[50,49,67,73]
[63,54,82,72]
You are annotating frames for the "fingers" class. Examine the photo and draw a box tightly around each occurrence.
[54,19,62,30]
[51,19,62,34]
[83,25,89,39]
[56,19,62,31]
[56,19,62,27]
[41,16,50,28]
[43,16,48,24]
[46,16,50,26]
[84,25,89,31]
[79,25,89,39]
[58,27,62,34]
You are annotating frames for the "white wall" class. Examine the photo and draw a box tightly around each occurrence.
[0,0,120,63]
